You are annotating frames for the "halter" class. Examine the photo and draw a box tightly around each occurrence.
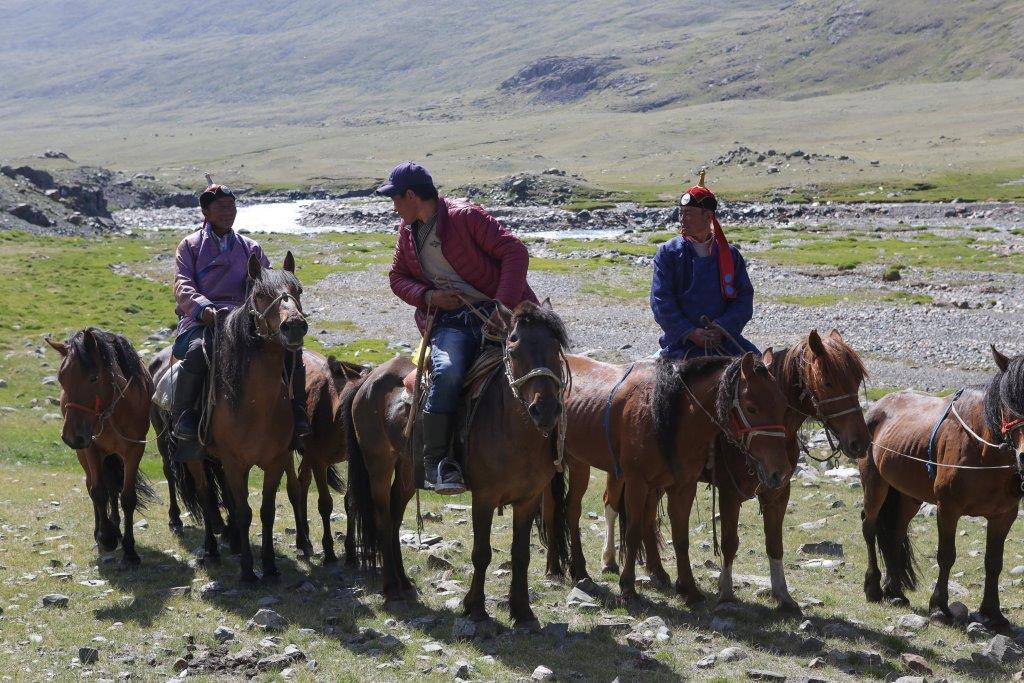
[793,354,863,458]
[249,288,306,341]
[62,375,147,444]
[729,395,787,449]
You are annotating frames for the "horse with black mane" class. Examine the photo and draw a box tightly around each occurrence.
[347,299,571,627]
[861,345,1024,631]
[47,327,155,565]
[156,252,308,583]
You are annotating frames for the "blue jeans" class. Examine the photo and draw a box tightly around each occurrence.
[425,304,492,414]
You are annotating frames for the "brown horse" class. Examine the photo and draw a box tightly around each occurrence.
[347,300,571,627]
[545,352,792,603]
[860,346,1024,631]
[47,327,156,565]
[159,252,308,582]
[284,351,366,563]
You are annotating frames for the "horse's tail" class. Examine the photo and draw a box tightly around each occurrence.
[548,468,571,577]
[342,381,380,570]
[173,459,206,521]
[874,486,919,593]
[533,485,550,548]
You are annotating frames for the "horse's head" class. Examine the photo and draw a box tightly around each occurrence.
[248,252,307,351]
[987,346,1024,459]
[791,328,870,459]
[46,328,118,449]
[501,299,569,435]
[722,352,793,490]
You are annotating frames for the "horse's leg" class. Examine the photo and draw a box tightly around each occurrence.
[162,446,183,533]
[618,477,648,602]
[602,495,619,574]
[716,485,742,604]
[566,459,590,581]
[977,509,1016,632]
[859,456,889,603]
[928,503,960,622]
[82,448,118,552]
[370,472,402,601]
[286,457,314,558]
[541,483,557,577]
[390,477,415,594]
[760,484,800,613]
[643,490,670,587]
[509,494,541,628]
[224,464,257,583]
[312,464,337,564]
[259,463,285,580]
[119,451,142,566]
[185,460,220,563]
[343,489,357,566]
[881,494,921,605]
[463,500,495,622]
[667,481,704,606]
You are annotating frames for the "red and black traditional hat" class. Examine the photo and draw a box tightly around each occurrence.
[680,169,737,300]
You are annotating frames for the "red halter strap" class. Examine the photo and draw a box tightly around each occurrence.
[1001,414,1024,438]
[64,394,103,417]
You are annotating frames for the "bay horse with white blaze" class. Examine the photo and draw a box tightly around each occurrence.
[47,328,156,565]
[165,252,308,583]
[347,300,571,628]
[861,346,1024,631]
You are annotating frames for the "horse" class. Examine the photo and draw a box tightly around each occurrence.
[595,330,870,612]
[159,252,308,582]
[347,299,571,628]
[284,351,366,563]
[46,327,156,565]
[860,346,1024,631]
[544,352,792,603]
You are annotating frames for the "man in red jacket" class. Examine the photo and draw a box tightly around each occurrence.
[381,162,537,494]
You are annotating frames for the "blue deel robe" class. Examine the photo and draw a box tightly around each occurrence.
[650,235,759,359]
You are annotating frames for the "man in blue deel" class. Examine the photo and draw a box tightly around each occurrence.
[650,173,758,359]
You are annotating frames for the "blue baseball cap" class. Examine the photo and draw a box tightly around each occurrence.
[376,161,435,197]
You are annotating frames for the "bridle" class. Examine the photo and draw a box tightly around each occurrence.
[794,354,863,457]
[249,288,305,341]
[63,374,147,444]
[500,323,571,441]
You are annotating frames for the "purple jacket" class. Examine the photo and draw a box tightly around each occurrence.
[389,197,537,333]
[173,224,270,337]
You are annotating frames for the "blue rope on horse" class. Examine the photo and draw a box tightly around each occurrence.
[603,362,636,480]
[927,387,965,478]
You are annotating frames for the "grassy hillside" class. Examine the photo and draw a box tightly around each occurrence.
[1,0,1022,195]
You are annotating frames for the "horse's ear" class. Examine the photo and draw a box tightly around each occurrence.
[762,347,774,368]
[83,328,98,354]
[992,345,1010,372]
[282,251,295,274]
[808,329,826,356]
[828,328,844,342]
[540,297,553,311]
[740,351,756,379]
[247,253,262,280]
[45,337,68,356]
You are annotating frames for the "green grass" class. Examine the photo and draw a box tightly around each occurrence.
[787,168,1024,204]
[773,290,933,307]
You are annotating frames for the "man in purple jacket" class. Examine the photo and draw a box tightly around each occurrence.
[382,162,537,494]
[171,184,310,455]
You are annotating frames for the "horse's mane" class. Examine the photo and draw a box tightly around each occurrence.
[984,352,1024,438]
[651,355,733,464]
[217,267,302,409]
[780,333,868,395]
[67,327,151,390]
[511,301,570,351]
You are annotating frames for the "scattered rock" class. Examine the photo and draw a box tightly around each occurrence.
[213,626,236,643]
[566,586,599,609]
[967,621,993,642]
[798,541,844,557]
[977,634,1024,665]
[532,664,555,680]
[900,653,933,675]
[711,616,737,632]
[452,618,498,640]
[895,614,930,632]
[247,608,288,632]
[198,581,223,599]
[720,646,748,662]
[41,593,69,608]
[747,670,786,682]
[452,660,472,678]
[695,654,717,669]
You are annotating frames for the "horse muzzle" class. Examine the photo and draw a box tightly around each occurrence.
[279,317,308,350]
[62,423,93,450]
[527,398,562,435]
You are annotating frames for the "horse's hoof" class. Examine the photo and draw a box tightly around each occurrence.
[322,554,338,566]
[651,572,672,588]
[777,600,803,616]
[929,608,952,625]
[715,595,738,609]
[513,618,541,633]
[201,552,221,566]
[684,590,707,608]
[978,612,1011,634]
[601,563,620,575]
[119,554,141,568]
[617,590,640,607]
[401,587,419,601]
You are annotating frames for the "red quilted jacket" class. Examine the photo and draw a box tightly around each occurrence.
[389,197,537,332]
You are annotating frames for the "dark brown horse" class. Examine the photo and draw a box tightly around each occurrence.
[47,328,156,565]
[156,252,308,582]
[347,300,571,627]
[545,352,792,603]
[860,346,1024,631]
[284,351,366,563]
[596,330,869,611]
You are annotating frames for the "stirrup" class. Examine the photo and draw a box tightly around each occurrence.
[432,458,466,495]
